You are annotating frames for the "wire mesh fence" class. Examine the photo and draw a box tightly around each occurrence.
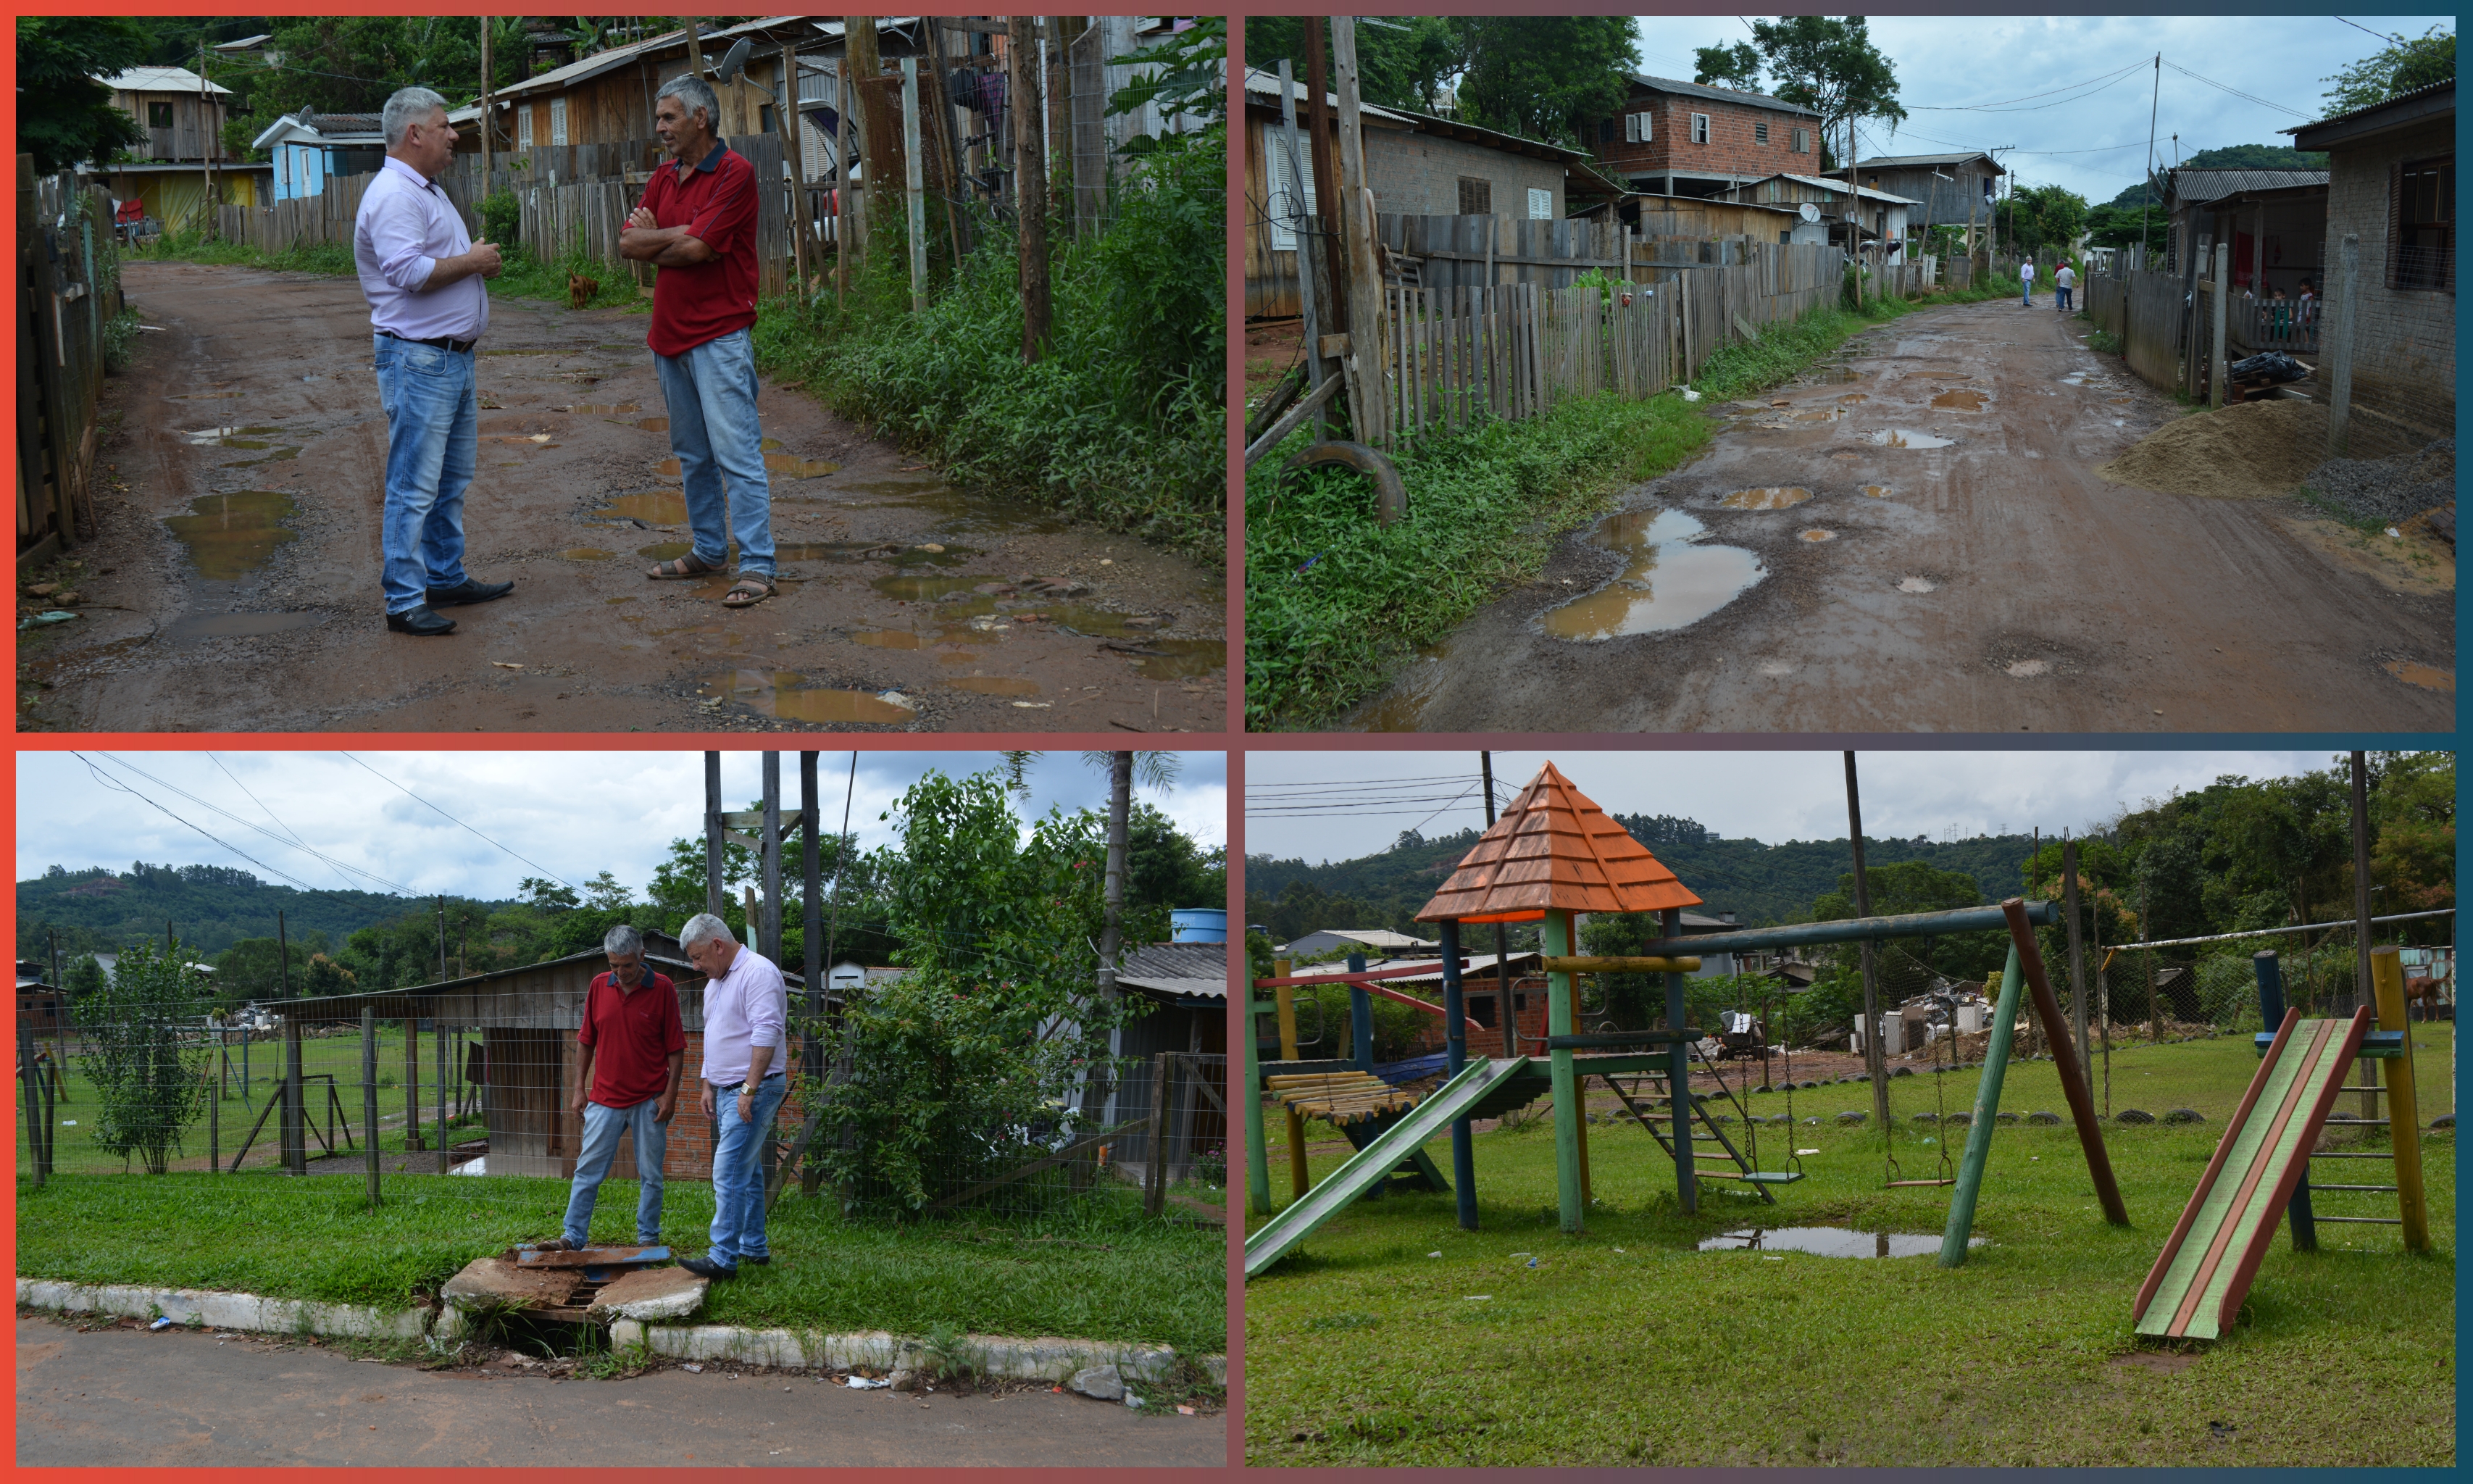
[16,987,1228,1232]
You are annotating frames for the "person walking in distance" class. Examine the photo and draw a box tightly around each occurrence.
[2052,258,2075,314]
[352,86,514,637]
[622,74,777,609]
[2019,256,2036,307]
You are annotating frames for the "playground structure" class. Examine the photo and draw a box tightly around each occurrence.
[1243,761,2127,1280]
[2132,943,2430,1341]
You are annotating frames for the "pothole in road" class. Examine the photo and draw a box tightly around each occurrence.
[2384,659,2454,693]
[1540,509,1767,641]
[601,489,688,523]
[700,670,917,724]
[164,490,297,580]
[1861,485,1894,499]
[560,548,617,561]
[1867,428,1956,449]
[181,425,282,446]
[1720,487,1812,509]
[1799,528,1837,543]
[653,452,841,480]
[2006,659,2051,678]
[1125,639,1228,680]
[1930,389,1988,411]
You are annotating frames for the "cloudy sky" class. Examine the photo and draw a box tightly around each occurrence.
[1617,14,2448,203]
[17,751,1225,901]
[1244,749,2346,864]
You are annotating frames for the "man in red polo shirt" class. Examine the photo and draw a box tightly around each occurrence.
[622,72,777,609]
[549,924,687,1250]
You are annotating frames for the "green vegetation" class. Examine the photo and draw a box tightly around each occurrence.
[1244,275,2023,730]
[1246,1027,2456,1467]
[17,1170,1225,1354]
[2319,23,2455,116]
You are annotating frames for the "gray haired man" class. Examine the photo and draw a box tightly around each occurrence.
[676,912,788,1278]
[352,86,513,637]
[547,925,686,1251]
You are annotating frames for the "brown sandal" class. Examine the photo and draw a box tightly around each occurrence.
[648,552,722,580]
[721,574,775,609]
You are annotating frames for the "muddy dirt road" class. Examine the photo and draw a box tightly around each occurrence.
[16,1315,1222,1467]
[20,263,1225,733]
[1348,299,2452,733]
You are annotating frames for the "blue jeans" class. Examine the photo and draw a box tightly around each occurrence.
[2056,285,2074,312]
[706,1072,788,1267]
[2022,280,2035,306]
[654,328,775,578]
[371,334,477,614]
[562,1096,669,1246]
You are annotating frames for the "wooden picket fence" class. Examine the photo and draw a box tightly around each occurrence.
[17,164,120,566]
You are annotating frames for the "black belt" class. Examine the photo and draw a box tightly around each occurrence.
[379,328,477,355]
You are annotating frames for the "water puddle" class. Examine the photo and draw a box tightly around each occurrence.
[653,453,842,480]
[1698,1227,1980,1258]
[167,611,325,643]
[1837,393,1868,404]
[872,572,986,604]
[838,480,1078,538]
[632,417,670,432]
[1128,639,1226,680]
[600,489,688,524]
[1799,528,1837,543]
[946,676,1041,697]
[1540,509,1766,641]
[701,670,917,725]
[1756,408,1846,428]
[1867,428,1955,449]
[1898,576,1938,593]
[164,491,297,580]
[559,403,640,414]
[561,548,617,561]
[1930,389,1988,411]
[2384,659,2454,693]
[938,650,982,664]
[182,425,283,447]
[1720,487,1812,510]
[778,541,972,567]
[636,541,691,562]
[1861,485,1893,499]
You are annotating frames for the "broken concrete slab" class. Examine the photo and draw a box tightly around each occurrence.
[585,1265,707,1322]
[1069,1364,1125,1401]
[513,1243,671,1270]
[441,1257,582,1314]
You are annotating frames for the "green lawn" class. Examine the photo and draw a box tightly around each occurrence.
[17,1168,1225,1358]
[1245,1027,2456,1467]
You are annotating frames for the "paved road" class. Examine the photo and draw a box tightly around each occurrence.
[1347,298,2453,732]
[20,262,1224,733]
[15,1316,1224,1467]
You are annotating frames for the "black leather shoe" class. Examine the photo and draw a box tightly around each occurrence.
[679,1254,738,1280]
[385,604,456,636]
[426,578,514,607]
[742,1254,771,1266]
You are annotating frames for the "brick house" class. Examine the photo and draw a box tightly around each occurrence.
[2286,79,2454,454]
[1586,74,1824,199]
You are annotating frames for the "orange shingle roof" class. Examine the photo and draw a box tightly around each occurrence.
[1415,762,1703,924]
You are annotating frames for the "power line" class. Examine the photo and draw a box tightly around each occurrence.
[340,752,576,890]
[2332,16,2402,44]
[209,751,306,849]
[90,752,417,896]
[73,752,318,893]
[1908,59,2151,112]
[2161,59,2307,117]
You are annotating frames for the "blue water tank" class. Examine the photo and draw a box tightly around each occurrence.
[1169,909,1227,944]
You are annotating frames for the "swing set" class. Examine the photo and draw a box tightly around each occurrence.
[1243,760,2132,1280]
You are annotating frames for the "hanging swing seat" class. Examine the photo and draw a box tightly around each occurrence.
[1887,1177,1956,1188]
[1702,1169,1806,1184]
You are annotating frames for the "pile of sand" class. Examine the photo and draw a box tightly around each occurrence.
[2095,398,2327,499]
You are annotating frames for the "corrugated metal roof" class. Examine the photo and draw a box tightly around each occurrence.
[1857,151,2005,173]
[489,17,827,103]
[1627,73,1820,120]
[1766,171,1922,205]
[2168,167,2328,204]
[1243,67,1417,128]
[1114,941,1228,1001]
[95,67,232,98]
[2285,76,2455,140]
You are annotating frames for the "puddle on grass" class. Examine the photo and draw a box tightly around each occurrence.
[600,489,688,524]
[1540,509,1766,641]
[166,611,325,643]
[701,670,917,725]
[652,452,841,480]
[1699,1227,1981,1258]
[561,549,617,561]
[1867,428,1956,449]
[946,675,1041,696]
[2384,659,2455,693]
[1930,389,1989,411]
[1719,487,1812,510]
[164,491,298,580]
[559,403,640,415]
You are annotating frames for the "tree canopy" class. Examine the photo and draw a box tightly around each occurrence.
[2319,24,2456,117]
[1738,15,1906,165]
[15,18,150,173]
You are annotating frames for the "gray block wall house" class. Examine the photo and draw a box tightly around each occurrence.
[2287,80,2455,456]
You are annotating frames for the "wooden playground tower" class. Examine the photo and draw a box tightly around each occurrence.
[1243,761,2119,1278]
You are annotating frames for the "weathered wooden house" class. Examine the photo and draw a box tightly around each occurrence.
[92,65,267,229]
[1853,150,2006,236]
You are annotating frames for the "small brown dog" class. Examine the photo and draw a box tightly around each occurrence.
[567,272,599,309]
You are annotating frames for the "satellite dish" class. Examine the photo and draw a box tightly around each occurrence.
[1799,202,1820,223]
[714,38,753,84]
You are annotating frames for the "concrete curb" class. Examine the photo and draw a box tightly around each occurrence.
[17,1279,1226,1388]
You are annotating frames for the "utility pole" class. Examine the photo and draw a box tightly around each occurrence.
[900,57,928,312]
[1845,752,1890,1133]
[199,40,217,240]
[1304,22,1343,340]
[2326,235,2361,456]
[761,752,784,967]
[780,38,809,296]
[1330,16,1384,445]
[1008,16,1051,361]
[2139,54,2160,267]
[835,57,854,296]
[1479,753,1514,1059]
[480,18,494,192]
[704,751,725,919]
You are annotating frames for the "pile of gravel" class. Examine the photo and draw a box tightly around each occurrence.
[2301,437,2456,525]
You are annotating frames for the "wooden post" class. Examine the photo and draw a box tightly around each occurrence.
[18,1028,43,1191]
[1143,1050,1172,1217]
[925,17,969,264]
[2209,240,2229,408]
[1304,22,1345,341]
[404,1005,421,1151]
[1544,909,1582,1232]
[2064,835,2088,1072]
[480,17,494,195]
[1845,753,1890,1132]
[209,1028,221,1174]
[1008,17,1051,360]
[1274,958,1307,1201]
[435,1017,450,1173]
[778,39,809,296]
[799,750,823,1196]
[760,752,784,967]
[703,753,725,919]
[283,1009,304,1176]
[1663,906,1696,1213]
[2368,948,2431,1251]
[1330,17,1385,445]
[900,57,927,312]
[362,1009,381,1208]
[2325,235,2359,457]
[1277,60,1325,441]
[2001,901,2130,1226]
[834,59,855,288]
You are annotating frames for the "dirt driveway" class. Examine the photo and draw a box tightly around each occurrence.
[1346,298,2453,733]
[20,262,1225,733]
[16,1314,1223,1467]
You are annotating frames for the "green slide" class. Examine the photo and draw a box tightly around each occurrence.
[1245,1056,1534,1280]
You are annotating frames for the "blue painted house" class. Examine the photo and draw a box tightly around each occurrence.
[251,111,388,201]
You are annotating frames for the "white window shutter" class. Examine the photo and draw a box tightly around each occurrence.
[1527,187,1552,220]
[551,98,568,147]
[1625,113,1640,144]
